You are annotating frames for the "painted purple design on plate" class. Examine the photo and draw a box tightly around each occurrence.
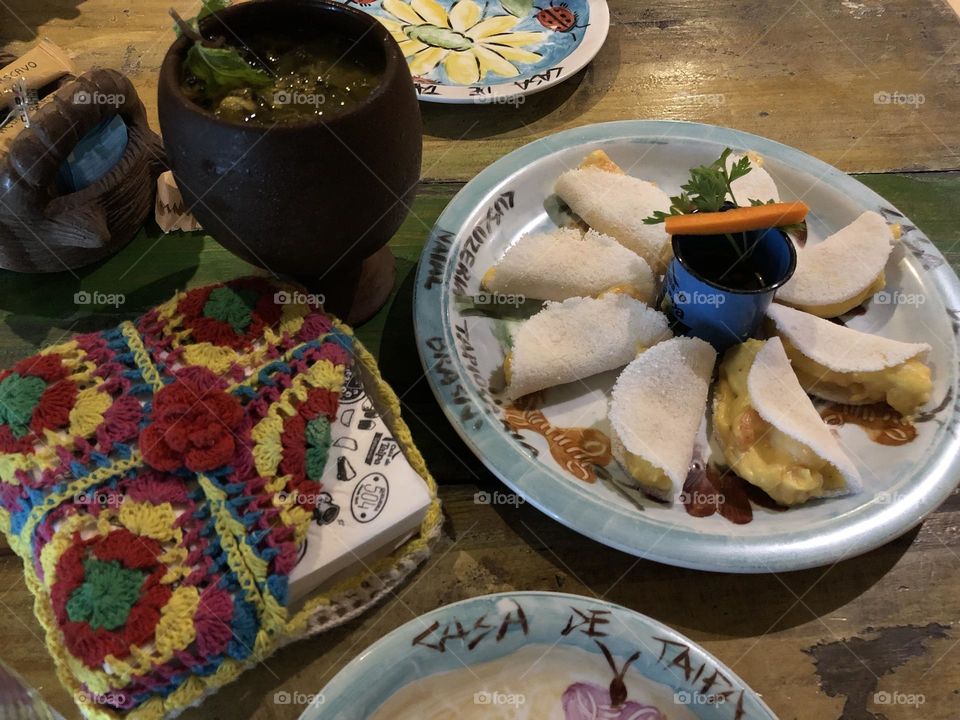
[561,682,665,720]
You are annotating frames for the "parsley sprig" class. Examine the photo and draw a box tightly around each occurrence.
[644,148,752,225]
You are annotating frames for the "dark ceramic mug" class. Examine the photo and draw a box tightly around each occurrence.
[157,0,422,323]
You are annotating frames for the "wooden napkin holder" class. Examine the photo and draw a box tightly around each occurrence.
[0,68,165,272]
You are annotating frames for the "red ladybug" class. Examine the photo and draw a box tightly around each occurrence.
[535,3,587,39]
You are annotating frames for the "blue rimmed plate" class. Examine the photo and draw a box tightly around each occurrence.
[412,120,960,572]
[336,0,610,103]
[311,591,777,718]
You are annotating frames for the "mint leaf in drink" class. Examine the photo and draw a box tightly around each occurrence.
[174,0,231,35]
[198,0,231,21]
[184,44,272,95]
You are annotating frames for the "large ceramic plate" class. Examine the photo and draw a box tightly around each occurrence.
[412,120,960,572]
[312,591,777,718]
[337,0,609,103]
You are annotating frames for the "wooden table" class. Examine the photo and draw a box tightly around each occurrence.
[2,1,960,718]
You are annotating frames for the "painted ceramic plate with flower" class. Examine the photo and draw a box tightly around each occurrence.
[413,120,960,573]
[310,592,777,719]
[339,0,610,102]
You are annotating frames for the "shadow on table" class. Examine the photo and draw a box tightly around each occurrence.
[0,224,204,349]
[376,260,499,488]
[419,27,623,142]
[506,504,916,638]
[0,1,84,43]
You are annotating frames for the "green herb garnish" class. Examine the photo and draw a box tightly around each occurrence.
[183,44,272,95]
[644,148,752,224]
[197,0,231,22]
[748,198,808,243]
[170,5,272,96]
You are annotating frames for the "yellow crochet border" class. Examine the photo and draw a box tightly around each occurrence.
[11,319,442,720]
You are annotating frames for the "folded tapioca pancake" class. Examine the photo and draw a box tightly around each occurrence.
[766,303,932,415]
[727,151,780,204]
[504,295,671,400]
[554,157,673,273]
[777,211,896,318]
[713,337,862,506]
[608,336,716,499]
[483,227,656,304]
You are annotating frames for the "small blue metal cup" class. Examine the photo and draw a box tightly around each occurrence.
[657,227,797,352]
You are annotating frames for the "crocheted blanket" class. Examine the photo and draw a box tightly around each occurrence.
[0,277,441,719]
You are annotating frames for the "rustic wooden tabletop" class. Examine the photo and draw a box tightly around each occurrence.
[2,1,960,719]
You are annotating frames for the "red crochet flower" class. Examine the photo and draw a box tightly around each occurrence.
[140,368,244,473]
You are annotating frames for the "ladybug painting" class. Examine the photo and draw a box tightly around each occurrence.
[534,3,588,40]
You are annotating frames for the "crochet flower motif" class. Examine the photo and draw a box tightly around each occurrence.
[51,528,171,668]
[177,278,283,350]
[278,386,340,488]
[0,353,75,453]
[66,558,146,631]
[140,367,244,473]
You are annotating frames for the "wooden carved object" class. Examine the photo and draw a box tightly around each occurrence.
[0,68,165,272]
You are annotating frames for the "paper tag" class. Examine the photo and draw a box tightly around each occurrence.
[155,170,202,233]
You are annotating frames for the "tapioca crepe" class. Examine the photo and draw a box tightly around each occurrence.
[505,295,671,400]
[714,337,862,506]
[766,303,932,415]
[608,337,717,499]
[727,151,780,204]
[554,159,673,273]
[483,227,656,304]
[777,210,896,317]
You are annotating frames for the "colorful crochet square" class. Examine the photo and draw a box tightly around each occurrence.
[0,278,441,720]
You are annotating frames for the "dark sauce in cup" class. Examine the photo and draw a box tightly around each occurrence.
[676,233,767,291]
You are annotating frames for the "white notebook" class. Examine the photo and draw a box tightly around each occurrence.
[287,359,432,605]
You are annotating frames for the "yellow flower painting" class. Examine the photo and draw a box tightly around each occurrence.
[378,0,547,85]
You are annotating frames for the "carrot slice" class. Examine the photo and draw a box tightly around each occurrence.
[664,201,809,235]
